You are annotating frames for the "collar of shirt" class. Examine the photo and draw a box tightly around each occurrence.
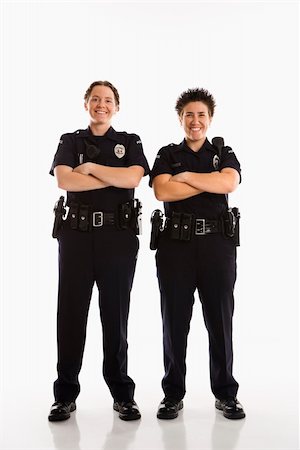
[173,138,216,155]
[75,126,121,143]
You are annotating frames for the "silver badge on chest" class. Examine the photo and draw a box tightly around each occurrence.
[114,144,126,159]
[213,155,220,170]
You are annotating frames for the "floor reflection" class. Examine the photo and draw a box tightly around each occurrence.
[101,411,141,450]
[158,410,187,450]
[49,412,81,450]
[211,411,245,449]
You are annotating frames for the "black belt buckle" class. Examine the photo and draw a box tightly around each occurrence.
[195,219,206,235]
[93,212,103,227]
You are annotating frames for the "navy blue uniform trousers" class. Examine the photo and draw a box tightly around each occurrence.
[54,226,139,403]
[156,231,239,401]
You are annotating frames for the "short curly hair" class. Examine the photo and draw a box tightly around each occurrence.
[175,88,216,117]
[84,81,120,106]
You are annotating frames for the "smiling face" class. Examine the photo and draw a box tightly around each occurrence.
[179,101,212,150]
[84,85,119,131]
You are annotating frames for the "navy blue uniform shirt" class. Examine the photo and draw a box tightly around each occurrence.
[150,138,241,219]
[50,127,150,210]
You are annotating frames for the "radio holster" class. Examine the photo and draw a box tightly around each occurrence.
[221,207,240,246]
[150,209,164,250]
[52,196,66,238]
[118,199,142,235]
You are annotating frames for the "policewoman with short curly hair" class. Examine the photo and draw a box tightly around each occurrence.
[48,81,149,422]
[150,88,246,421]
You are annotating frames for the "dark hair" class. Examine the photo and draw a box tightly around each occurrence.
[175,88,216,117]
[84,81,120,106]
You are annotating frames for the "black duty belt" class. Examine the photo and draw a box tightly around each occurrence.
[52,198,142,236]
[166,213,221,241]
[67,204,116,231]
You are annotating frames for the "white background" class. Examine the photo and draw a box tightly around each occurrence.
[0,1,299,449]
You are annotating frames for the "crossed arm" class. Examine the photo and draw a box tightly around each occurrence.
[152,168,240,202]
[54,162,145,192]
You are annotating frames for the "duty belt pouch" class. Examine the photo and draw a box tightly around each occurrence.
[78,204,90,231]
[69,204,79,230]
[170,212,181,239]
[180,214,193,241]
[170,213,193,241]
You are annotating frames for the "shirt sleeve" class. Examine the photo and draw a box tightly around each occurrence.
[149,147,173,187]
[219,146,242,182]
[126,134,150,176]
[49,133,78,176]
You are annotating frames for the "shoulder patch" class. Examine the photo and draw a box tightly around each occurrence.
[213,155,220,170]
